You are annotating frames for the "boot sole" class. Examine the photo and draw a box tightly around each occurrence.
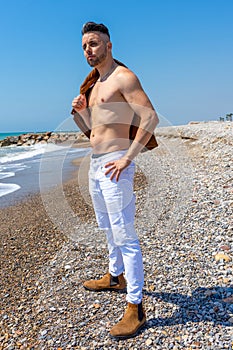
[109,319,146,340]
[84,286,127,293]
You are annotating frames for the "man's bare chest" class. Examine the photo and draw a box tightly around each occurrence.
[88,82,125,107]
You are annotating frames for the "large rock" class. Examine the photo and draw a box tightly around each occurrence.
[0,136,18,147]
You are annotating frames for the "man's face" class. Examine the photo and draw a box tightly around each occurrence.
[82,32,108,67]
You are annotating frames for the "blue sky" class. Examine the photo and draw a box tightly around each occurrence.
[0,0,232,132]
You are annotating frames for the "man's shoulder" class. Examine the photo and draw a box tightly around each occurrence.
[116,65,134,75]
[115,66,138,85]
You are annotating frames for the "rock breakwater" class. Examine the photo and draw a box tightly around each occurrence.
[0,131,88,147]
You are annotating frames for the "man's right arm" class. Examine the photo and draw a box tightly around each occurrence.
[71,94,91,138]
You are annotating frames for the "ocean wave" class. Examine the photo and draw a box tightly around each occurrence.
[0,182,21,198]
[0,143,76,164]
[0,144,45,164]
[0,144,89,202]
[0,163,29,174]
[0,172,15,180]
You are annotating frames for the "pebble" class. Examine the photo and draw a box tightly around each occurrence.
[145,338,153,346]
[215,253,232,262]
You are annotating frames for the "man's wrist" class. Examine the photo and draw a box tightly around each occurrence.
[123,155,133,163]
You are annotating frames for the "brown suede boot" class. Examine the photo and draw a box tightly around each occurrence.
[83,272,126,292]
[110,301,146,339]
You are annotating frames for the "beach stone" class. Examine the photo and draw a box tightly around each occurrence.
[49,307,56,311]
[220,245,231,251]
[215,253,232,262]
[145,338,153,346]
[64,264,72,270]
[223,297,233,303]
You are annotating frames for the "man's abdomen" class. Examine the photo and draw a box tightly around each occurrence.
[90,125,130,154]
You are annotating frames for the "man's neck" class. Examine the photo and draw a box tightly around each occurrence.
[97,60,117,82]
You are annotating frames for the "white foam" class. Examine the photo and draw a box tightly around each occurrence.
[0,144,46,164]
[0,143,84,164]
[0,183,21,197]
[0,144,89,200]
[0,172,15,180]
[0,164,29,178]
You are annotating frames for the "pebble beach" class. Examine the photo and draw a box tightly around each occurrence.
[1,121,233,349]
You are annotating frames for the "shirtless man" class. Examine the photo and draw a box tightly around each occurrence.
[72,22,159,339]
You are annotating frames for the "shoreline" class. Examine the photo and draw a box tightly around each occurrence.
[0,139,92,209]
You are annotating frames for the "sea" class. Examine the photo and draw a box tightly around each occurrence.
[0,132,91,208]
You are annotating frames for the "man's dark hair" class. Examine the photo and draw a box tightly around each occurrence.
[82,22,110,39]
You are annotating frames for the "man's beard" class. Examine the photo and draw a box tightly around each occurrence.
[87,50,107,67]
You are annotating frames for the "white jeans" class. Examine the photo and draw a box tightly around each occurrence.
[89,149,144,304]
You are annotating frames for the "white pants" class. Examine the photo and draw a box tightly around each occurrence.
[89,150,144,304]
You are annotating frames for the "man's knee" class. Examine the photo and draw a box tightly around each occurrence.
[111,224,138,246]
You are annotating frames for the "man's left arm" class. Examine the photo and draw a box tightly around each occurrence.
[105,70,159,181]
